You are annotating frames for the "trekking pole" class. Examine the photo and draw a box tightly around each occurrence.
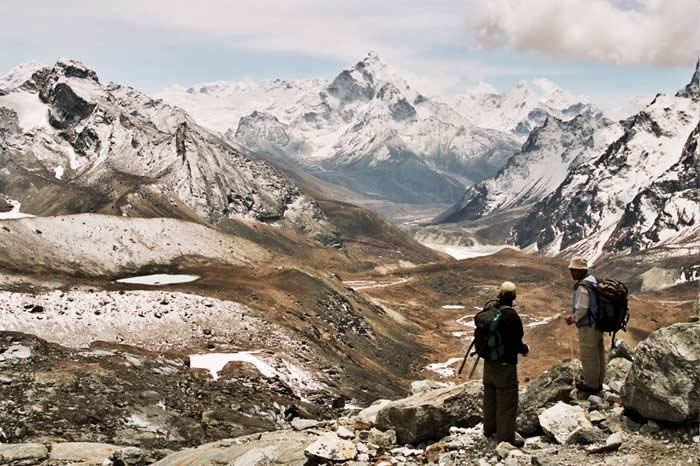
[468,356,481,379]
[457,339,476,375]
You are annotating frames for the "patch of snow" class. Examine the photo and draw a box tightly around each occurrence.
[421,242,519,260]
[126,414,160,433]
[456,314,477,328]
[0,200,35,219]
[343,278,410,290]
[441,305,465,309]
[0,90,51,132]
[189,351,323,394]
[426,357,462,377]
[115,274,200,285]
[0,344,32,361]
[54,166,64,179]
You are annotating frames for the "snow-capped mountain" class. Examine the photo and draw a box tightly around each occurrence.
[512,61,700,262]
[0,59,338,244]
[437,114,623,223]
[451,79,605,142]
[0,60,44,91]
[157,52,521,204]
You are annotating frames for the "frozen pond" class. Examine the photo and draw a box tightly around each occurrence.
[115,274,200,285]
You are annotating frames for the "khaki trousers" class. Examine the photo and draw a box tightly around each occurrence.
[483,360,519,443]
[578,325,606,389]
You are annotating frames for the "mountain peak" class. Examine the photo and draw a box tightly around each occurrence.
[52,58,100,83]
[675,58,699,98]
[0,60,45,90]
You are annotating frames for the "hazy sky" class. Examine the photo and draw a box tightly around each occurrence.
[2,0,698,111]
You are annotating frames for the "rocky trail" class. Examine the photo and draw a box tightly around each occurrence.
[1,321,698,465]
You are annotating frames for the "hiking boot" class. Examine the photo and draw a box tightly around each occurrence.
[576,382,600,394]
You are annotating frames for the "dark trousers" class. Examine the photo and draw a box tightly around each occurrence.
[483,359,519,443]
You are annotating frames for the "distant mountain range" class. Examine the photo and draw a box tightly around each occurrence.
[440,60,699,264]
[0,59,339,245]
[156,52,601,205]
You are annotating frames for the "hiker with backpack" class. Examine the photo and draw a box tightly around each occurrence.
[565,255,630,394]
[565,255,605,394]
[477,281,529,446]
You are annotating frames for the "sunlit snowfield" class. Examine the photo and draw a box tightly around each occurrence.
[422,242,519,259]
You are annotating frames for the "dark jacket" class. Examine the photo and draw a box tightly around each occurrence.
[494,303,527,365]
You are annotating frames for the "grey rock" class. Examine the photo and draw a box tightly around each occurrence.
[505,449,534,466]
[353,399,392,424]
[496,441,517,458]
[588,410,606,423]
[152,431,315,466]
[410,379,452,394]
[304,432,357,462]
[517,359,581,435]
[110,446,145,465]
[0,443,48,465]
[357,427,396,447]
[587,394,608,411]
[538,401,594,445]
[622,322,700,423]
[604,358,632,393]
[639,419,661,434]
[608,340,635,362]
[336,426,354,439]
[50,442,123,464]
[586,431,624,453]
[567,426,606,445]
[290,418,320,430]
[375,381,482,444]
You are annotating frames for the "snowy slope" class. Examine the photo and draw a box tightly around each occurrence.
[156,52,520,204]
[437,114,623,222]
[452,79,604,142]
[512,62,700,262]
[0,59,338,244]
[0,60,44,91]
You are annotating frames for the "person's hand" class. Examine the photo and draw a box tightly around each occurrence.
[565,316,574,325]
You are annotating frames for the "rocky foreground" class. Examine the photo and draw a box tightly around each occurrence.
[1,322,698,465]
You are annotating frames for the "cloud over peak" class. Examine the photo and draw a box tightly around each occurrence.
[465,0,700,67]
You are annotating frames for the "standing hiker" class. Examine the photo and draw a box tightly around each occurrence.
[565,256,605,394]
[478,281,529,446]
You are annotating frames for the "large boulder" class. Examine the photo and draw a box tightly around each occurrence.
[605,358,633,393]
[151,431,315,466]
[375,381,483,445]
[517,359,581,435]
[622,323,700,423]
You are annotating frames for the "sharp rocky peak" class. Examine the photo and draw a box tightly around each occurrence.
[50,58,100,83]
[675,58,699,99]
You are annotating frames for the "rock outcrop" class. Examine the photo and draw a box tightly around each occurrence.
[516,359,581,435]
[374,381,483,444]
[622,322,700,423]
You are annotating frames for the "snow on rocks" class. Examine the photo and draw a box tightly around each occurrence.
[0,289,293,353]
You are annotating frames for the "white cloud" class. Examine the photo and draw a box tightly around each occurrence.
[464,0,700,66]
